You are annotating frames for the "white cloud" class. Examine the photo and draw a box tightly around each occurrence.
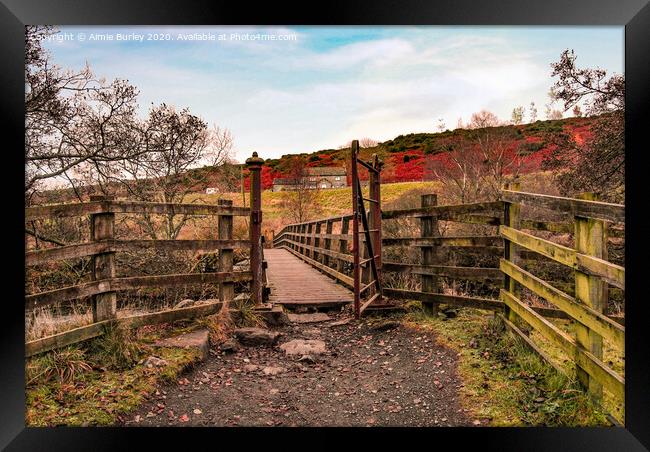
[44,26,621,160]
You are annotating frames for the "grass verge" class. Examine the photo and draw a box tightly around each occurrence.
[26,323,204,426]
[403,304,610,426]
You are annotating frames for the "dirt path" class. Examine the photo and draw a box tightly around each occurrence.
[122,312,471,427]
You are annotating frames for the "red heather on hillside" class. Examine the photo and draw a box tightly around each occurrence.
[242,117,594,190]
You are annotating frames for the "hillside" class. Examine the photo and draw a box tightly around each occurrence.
[36,115,593,203]
[237,115,593,190]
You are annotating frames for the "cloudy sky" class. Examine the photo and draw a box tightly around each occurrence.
[44,26,623,162]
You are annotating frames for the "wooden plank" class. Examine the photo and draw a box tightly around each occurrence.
[382,201,503,220]
[26,280,111,310]
[501,190,624,223]
[384,288,503,311]
[499,225,624,289]
[25,301,223,357]
[500,289,624,402]
[26,272,251,309]
[111,239,250,252]
[26,240,251,265]
[107,200,249,216]
[499,259,624,350]
[26,242,109,266]
[382,262,502,280]
[25,322,106,357]
[279,245,354,288]
[110,271,252,290]
[25,200,250,219]
[26,201,106,220]
[383,236,502,247]
[119,301,223,329]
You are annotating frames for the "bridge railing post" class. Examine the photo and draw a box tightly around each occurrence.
[218,199,234,305]
[89,195,117,322]
[246,152,264,305]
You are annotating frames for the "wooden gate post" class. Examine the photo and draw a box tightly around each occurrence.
[246,152,264,305]
[574,192,607,402]
[420,194,441,316]
[351,140,361,318]
[369,154,383,289]
[89,195,117,322]
[218,199,234,305]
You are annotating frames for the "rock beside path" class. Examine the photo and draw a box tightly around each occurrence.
[279,339,327,356]
[234,328,281,346]
[287,313,331,324]
[153,329,210,360]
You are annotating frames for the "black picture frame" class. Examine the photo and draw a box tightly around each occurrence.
[2,1,648,450]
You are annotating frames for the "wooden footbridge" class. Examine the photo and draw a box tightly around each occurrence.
[264,248,352,308]
[25,141,626,422]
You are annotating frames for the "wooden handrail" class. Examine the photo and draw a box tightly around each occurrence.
[501,190,624,223]
[26,200,250,220]
[26,239,251,266]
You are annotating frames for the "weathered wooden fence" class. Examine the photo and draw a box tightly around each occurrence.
[499,188,625,422]
[272,185,625,421]
[25,154,266,357]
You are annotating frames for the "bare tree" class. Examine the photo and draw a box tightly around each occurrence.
[25,26,143,202]
[280,156,320,223]
[427,120,521,203]
[359,138,379,148]
[529,101,538,122]
[511,106,525,125]
[468,110,501,129]
[427,138,488,203]
[106,105,233,239]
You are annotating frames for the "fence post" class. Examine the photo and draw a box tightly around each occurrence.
[246,152,264,305]
[89,195,117,322]
[502,182,521,323]
[218,199,234,305]
[574,192,606,402]
[421,194,441,316]
[324,219,333,268]
[338,217,350,273]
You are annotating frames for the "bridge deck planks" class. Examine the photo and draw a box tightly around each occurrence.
[265,248,352,307]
